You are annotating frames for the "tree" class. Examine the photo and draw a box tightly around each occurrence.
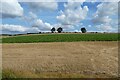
[57,27,63,33]
[51,27,55,33]
[81,27,87,33]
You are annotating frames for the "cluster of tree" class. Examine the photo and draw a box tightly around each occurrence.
[51,27,87,33]
[51,27,63,33]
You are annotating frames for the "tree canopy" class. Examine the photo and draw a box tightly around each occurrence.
[51,27,55,33]
[81,28,87,33]
[57,27,63,33]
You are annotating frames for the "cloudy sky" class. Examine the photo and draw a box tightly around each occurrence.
[0,0,119,34]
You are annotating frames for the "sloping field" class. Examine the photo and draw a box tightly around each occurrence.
[2,42,118,78]
[2,33,119,43]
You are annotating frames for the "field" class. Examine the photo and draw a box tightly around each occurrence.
[2,33,119,43]
[1,33,119,78]
[2,42,118,78]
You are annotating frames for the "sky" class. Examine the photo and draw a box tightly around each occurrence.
[0,0,119,34]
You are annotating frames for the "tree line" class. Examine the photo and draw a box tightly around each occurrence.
[51,27,87,33]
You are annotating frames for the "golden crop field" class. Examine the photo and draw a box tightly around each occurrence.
[2,41,118,78]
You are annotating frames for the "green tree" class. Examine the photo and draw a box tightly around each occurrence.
[51,27,55,33]
[81,28,87,33]
[57,27,63,33]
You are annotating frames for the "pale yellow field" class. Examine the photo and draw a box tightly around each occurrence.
[2,42,118,78]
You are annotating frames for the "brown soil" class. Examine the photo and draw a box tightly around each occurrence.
[2,42,118,78]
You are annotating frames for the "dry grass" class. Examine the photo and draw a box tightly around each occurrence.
[2,42,118,78]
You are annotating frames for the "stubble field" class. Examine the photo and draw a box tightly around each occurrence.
[2,41,118,78]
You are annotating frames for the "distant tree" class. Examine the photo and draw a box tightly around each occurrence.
[51,27,55,33]
[81,27,87,33]
[57,27,63,33]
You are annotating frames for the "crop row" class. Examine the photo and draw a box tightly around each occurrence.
[2,33,119,43]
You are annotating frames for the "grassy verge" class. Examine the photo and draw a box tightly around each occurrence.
[0,72,2,80]
[2,69,116,79]
[2,69,94,78]
[2,33,119,43]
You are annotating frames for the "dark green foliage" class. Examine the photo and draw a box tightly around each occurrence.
[2,33,119,43]
[57,27,63,33]
[51,27,56,33]
[81,28,87,33]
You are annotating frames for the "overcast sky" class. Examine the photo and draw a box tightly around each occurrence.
[0,0,119,34]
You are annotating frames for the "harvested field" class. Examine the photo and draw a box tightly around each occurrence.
[2,42,118,78]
